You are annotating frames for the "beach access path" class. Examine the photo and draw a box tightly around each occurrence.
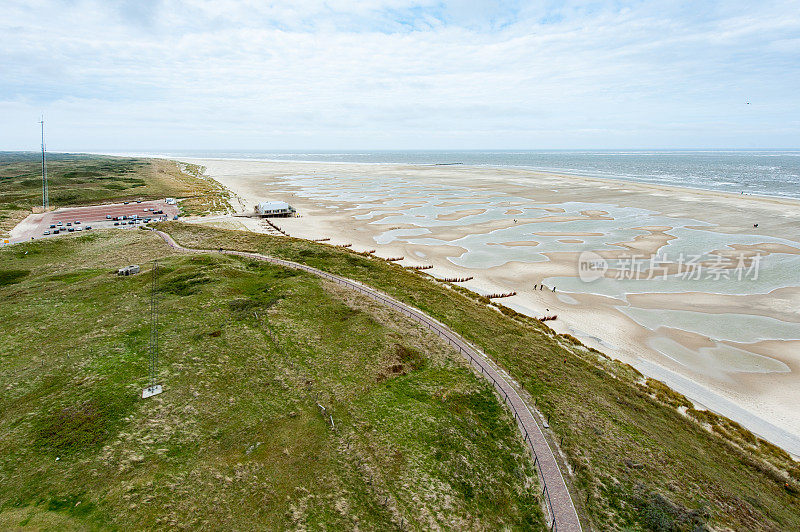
[152,228,582,532]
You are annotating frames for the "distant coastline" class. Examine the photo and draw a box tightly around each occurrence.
[94,149,800,201]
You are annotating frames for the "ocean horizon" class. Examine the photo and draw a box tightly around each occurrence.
[113,149,800,201]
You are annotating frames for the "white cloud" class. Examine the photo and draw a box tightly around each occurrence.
[1,0,799,150]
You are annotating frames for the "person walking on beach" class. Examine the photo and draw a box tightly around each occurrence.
[552,286,556,292]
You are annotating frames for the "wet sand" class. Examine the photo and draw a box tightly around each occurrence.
[176,157,800,455]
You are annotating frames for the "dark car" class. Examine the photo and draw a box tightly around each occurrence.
[85,226,92,230]
[113,222,119,226]
[53,229,60,234]
[49,224,56,228]
[68,227,75,232]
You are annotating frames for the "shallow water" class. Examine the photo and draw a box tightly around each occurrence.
[543,252,800,299]
[623,307,800,343]
[648,337,790,374]
[157,149,800,200]
[267,170,800,351]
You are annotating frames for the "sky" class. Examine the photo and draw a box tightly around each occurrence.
[2,0,799,151]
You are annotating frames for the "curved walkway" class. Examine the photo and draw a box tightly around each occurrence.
[153,229,582,532]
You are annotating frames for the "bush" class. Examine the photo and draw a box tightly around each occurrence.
[0,269,29,287]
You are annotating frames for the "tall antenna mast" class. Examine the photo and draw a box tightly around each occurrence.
[39,116,49,210]
[143,260,163,398]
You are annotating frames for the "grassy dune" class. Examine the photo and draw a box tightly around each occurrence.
[156,222,800,531]
[0,230,543,529]
[0,153,231,237]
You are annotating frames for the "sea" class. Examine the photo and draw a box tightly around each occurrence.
[140,149,800,200]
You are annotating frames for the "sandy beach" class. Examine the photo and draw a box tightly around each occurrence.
[179,157,800,455]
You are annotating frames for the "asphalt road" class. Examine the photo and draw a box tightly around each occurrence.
[154,228,582,531]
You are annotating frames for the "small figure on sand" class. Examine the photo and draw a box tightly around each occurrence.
[552,286,556,292]
[754,223,759,228]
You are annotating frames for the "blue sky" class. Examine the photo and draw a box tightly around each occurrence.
[1,0,799,150]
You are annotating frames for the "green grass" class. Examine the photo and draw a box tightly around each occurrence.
[155,222,800,531]
[0,229,543,530]
[0,153,232,237]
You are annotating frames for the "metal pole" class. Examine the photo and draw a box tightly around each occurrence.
[143,260,163,398]
[40,116,48,210]
[150,260,159,389]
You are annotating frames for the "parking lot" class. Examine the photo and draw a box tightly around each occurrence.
[8,199,180,243]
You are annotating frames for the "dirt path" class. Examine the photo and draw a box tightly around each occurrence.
[153,228,582,531]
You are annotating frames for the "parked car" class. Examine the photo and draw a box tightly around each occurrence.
[66,222,72,227]
[43,230,50,235]
[74,220,80,224]
[114,222,119,226]
[49,224,56,228]
[57,221,63,226]
[124,201,129,204]
[68,227,75,232]
[85,226,92,230]
[53,229,60,234]
[76,227,83,231]
[106,215,112,219]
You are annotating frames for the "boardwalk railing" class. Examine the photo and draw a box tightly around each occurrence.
[152,228,579,531]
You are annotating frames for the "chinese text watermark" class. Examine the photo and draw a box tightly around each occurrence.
[578,251,762,283]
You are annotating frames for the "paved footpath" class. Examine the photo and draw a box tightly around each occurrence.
[154,229,582,531]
